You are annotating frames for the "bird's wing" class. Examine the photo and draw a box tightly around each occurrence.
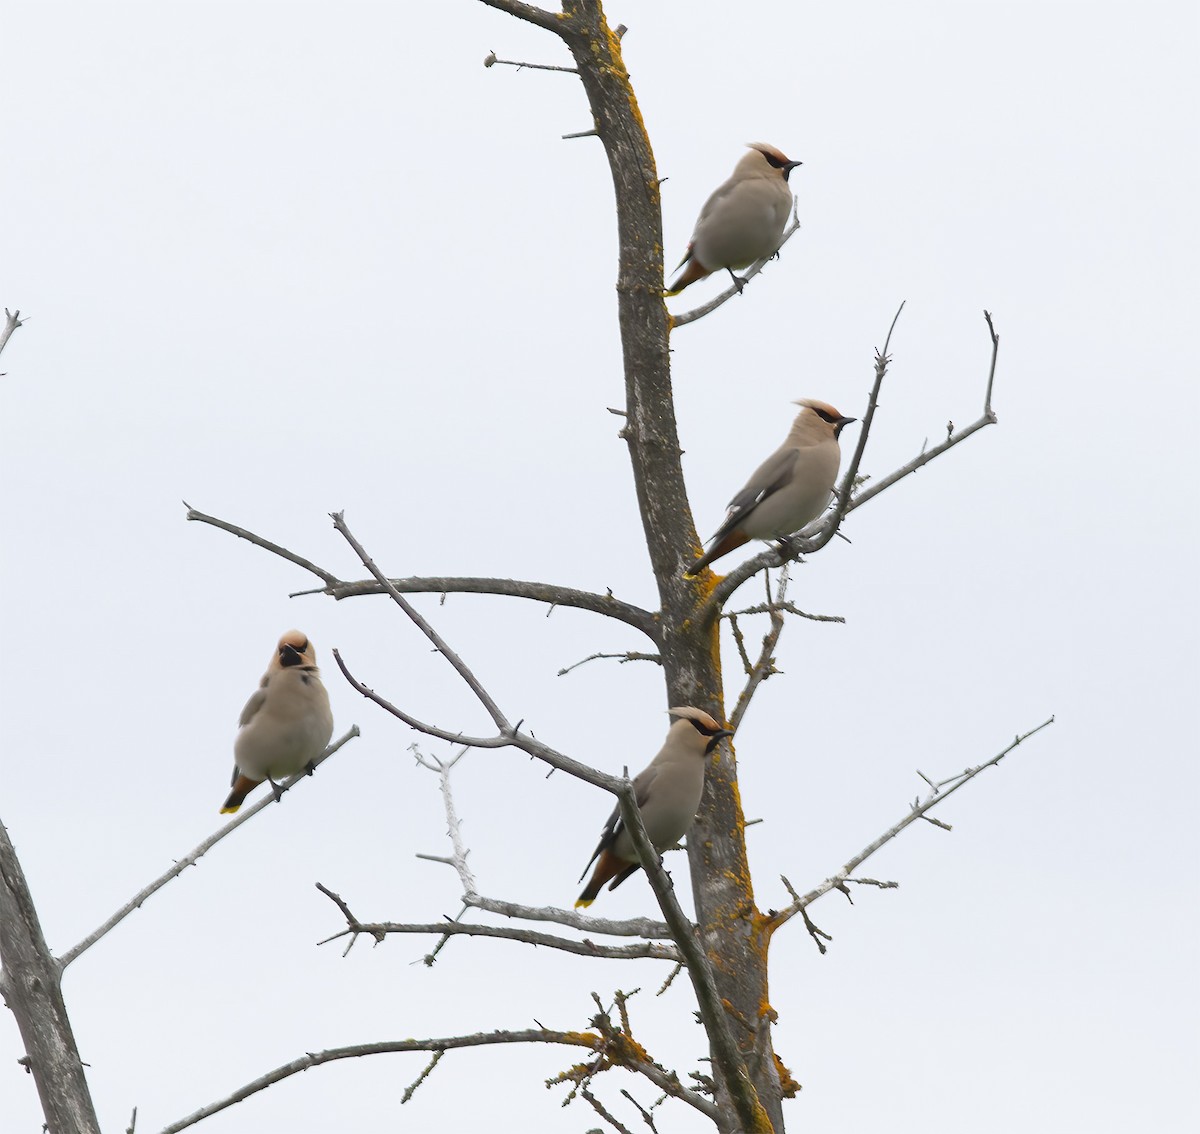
[577,766,659,879]
[709,448,799,543]
[237,685,268,729]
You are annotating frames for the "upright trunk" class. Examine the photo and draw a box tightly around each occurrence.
[560,3,782,1128]
[0,820,102,1134]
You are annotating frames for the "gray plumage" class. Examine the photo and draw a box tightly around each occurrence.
[687,399,856,576]
[575,707,733,907]
[667,142,801,295]
[220,630,334,813]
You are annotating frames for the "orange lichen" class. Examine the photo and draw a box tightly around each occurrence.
[773,1052,802,1098]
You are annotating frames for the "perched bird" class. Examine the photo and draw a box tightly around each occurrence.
[665,142,802,296]
[219,630,334,814]
[575,707,733,908]
[686,399,857,577]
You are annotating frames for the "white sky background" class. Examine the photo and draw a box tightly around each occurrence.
[1,1,1197,1131]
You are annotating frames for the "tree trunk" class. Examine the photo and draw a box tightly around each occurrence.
[559,3,782,1128]
[0,820,101,1134]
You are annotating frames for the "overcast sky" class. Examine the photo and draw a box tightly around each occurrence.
[1,2,1197,1132]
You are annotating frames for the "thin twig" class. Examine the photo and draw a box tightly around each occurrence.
[400,1050,443,1104]
[58,728,360,971]
[728,569,789,733]
[332,512,512,732]
[582,1087,635,1134]
[307,575,658,638]
[413,747,673,940]
[184,504,342,589]
[156,1030,604,1133]
[319,911,681,962]
[484,50,577,74]
[0,308,25,361]
[767,717,1055,935]
[558,651,662,677]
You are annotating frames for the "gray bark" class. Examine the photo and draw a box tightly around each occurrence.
[0,820,101,1134]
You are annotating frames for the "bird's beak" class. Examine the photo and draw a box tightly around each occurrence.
[279,644,303,667]
[716,728,735,740]
[784,160,803,172]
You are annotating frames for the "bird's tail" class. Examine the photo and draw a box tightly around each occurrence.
[220,774,261,815]
[685,530,750,577]
[664,253,709,297]
[575,848,633,908]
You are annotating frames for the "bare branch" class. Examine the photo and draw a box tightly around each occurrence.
[325,917,681,962]
[184,504,342,589]
[156,1029,605,1134]
[58,728,361,971]
[768,717,1055,936]
[333,512,514,732]
[558,650,662,677]
[476,0,564,34]
[670,207,803,328]
[413,746,673,940]
[189,503,659,637]
[484,50,577,74]
[552,992,719,1121]
[728,569,789,733]
[727,600,844,625]
[400,1050,443,1105]
[582,1087,636,1134]
[315,874,679,961]
[333,649,509,750]
[0,307,25,361]
[318,576,658,638]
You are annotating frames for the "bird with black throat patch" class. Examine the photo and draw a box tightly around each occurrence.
[665,142,801,297]
[575,707,733,908]
[686,399,857,577]
[219,630,334,814]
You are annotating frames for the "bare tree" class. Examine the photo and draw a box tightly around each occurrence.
[0,5,1055,1133]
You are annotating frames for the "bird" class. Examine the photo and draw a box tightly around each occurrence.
[686,399,857,577]
[665,142,802,297]
[219,630,334,814]
[575,707,733,908]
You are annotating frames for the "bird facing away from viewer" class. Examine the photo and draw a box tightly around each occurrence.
[220,630,334,814]
[665,142,801,296]
[686,399,857,577]
[575,707,733,908]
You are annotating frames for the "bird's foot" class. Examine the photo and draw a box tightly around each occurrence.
[304,761,316,777]
[726,269,747,294]
[268,776,285,803]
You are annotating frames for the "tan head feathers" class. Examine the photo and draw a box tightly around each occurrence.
[667,706,728,735]
[272,630,317,670]
[745,142,802,176]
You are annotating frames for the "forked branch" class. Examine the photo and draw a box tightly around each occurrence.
[186,504,657,638]
[767,717,1055,941]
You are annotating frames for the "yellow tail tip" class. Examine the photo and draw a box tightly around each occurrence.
[574,898,593,909]
[219,805,241,815]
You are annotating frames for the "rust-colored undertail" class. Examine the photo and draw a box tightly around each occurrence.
[686,529,751,577]
[220,773,262,815]
[575,847,640,908]
[665,253,711,297]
